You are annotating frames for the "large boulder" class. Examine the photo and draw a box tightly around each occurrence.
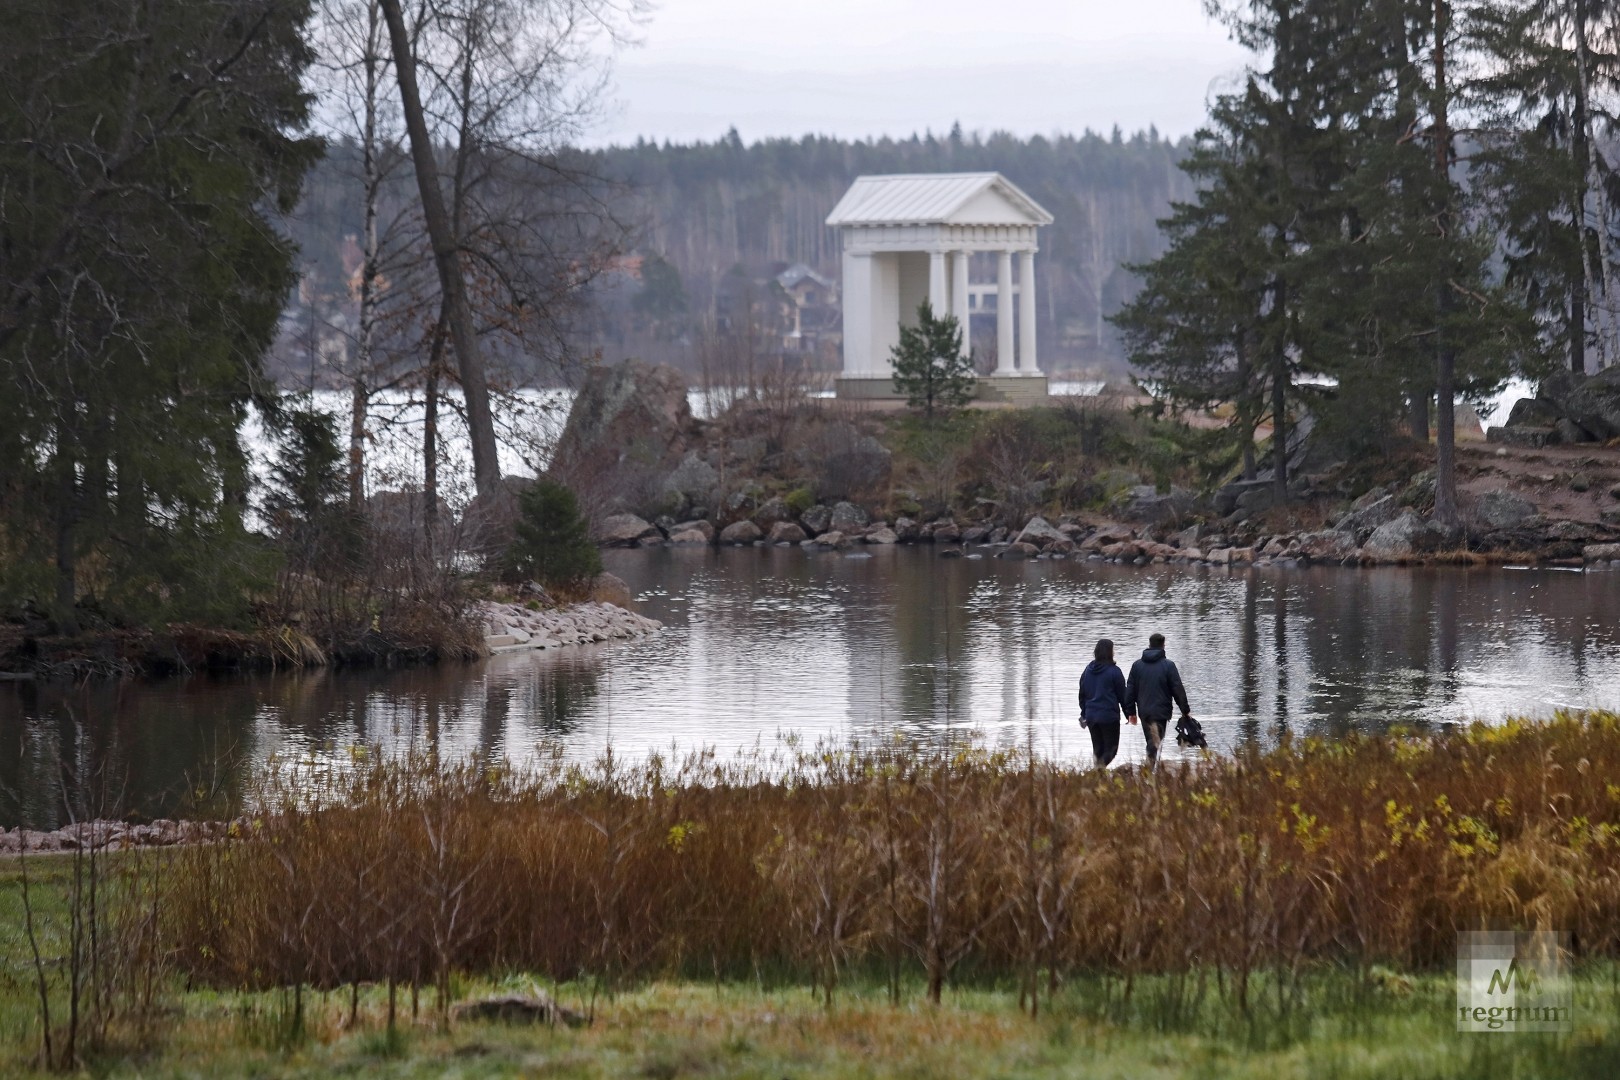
[667,528,711,546]
[799,505,833,536]
[1364,511,1446,560]
[767,521,808,545]
[753,497,793,531]
[551,360,695,514]
[659,452,720,515]
[596,513,661,547]
[1113,485,1195,524]
[1506,397,1563,428]
[1469,489,1537,531]
[671,519,715,543]
[864,526,899,545]
[1297,530,1358,563]
[1539,367,1620,441]
[830,501,870,533]
[718,520,762,545]
[1015,515,1066,547]
[1335,494,1401,542]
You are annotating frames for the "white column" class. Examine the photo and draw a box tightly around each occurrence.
[1018,249,1038,375]
[928,250,948,321]
[841,250,872,376]
[952,251,971,355]
[995,250,1015,375]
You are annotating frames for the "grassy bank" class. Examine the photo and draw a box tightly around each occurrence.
[8,715,1620,1073]
[2,975,1618,1079]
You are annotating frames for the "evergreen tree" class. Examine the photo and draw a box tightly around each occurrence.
[1468,0,1620,375]
[890,302,975,420]
[506,479,602,592]
[0,0,321,631]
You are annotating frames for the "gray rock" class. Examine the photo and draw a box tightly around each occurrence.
[1507,397,1564,428]
[552,359,694,512]
[1364,511,1447,559]
[597,513,661,547]
[1235,487,1275,516]
[1539,367,1620,440]
[816,530,850,549]
[864,527,898,545]
[718,520,762,545]
[931,522,962,543]
[660,452,720,512]
[1558,419,1598,445]
[830,501,870,533]
[753,496,793,530]
[1297,531,1358,562]
[1486,425,1558,449]
[671,519,715,543]
[1015,515,1066,547]
[768,521,808,545]
[1470,490,1537,531]
[893,517,920,542]
[667,528,710,546]
[1335,494,1401,542]
[1173,525,1202,548]
[800,505,833,536]
[1586,543,1620,562]
[1114,485,1196,524]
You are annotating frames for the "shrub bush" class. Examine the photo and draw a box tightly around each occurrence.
[505,478,602,591]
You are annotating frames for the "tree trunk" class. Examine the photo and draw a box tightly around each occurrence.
[1271,286,1288,507]
[377,0,500,497]
[53,450,79,635]
[1409,393,1430,443]
[350,1,383,512]
[423,317,447,558]
[1433,0,1458,524]
[348,377,367,510]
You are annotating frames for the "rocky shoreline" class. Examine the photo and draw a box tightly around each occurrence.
[593,488,1620,571]
[1,818,233,854]
[476,599,663,653]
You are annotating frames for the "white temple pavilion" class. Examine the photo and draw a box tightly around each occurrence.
[825,172,1054,402]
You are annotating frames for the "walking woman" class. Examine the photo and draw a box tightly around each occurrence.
[1078,638,1127,767]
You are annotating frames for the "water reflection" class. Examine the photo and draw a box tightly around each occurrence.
[3,550,1619,827]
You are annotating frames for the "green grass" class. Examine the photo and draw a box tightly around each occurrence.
[1,850,1615,1080]
[0,973,1611,1079]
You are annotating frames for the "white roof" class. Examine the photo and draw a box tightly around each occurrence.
[825,172,1054,228]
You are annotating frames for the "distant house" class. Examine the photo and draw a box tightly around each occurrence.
[775,263,840,354]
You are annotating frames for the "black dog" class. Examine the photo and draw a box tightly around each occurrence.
[1175,715,1208,749]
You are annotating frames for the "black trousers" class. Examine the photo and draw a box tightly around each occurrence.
[1141,718,1168,763]
[1087,721,1121,767]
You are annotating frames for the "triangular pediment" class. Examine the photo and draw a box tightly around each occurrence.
[826,172,1053,228]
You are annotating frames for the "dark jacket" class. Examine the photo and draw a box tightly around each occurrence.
[1123,649,1190,723]
[1078,660,1127,725]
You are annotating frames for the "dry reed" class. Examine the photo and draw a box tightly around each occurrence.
[164,713,1620,1015]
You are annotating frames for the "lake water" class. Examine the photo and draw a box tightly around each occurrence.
[4,547,1618,828]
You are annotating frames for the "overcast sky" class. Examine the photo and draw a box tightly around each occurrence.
[590,0,1255,147]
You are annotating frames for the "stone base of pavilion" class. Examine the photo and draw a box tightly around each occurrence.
[834,374,1050,406]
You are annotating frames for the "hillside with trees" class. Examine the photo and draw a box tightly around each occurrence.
[278,125,1197,382]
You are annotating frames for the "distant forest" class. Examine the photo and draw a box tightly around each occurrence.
[279,126,1195,381]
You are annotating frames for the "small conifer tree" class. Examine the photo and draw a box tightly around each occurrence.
[890,301,975,419]
[507,478,603,591]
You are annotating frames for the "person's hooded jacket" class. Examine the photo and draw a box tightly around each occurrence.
[1078,659,1127,725]
[1123,648,1190,723]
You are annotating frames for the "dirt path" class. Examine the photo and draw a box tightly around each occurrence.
[1457,441,1620,524]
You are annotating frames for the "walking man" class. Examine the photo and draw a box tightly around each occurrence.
[1077,638,1127,767]
[1123,633,1192,766]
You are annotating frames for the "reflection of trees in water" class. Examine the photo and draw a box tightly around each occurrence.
[0,676,262,828]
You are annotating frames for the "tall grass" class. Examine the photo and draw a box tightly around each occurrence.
[165,713,1620,1019]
